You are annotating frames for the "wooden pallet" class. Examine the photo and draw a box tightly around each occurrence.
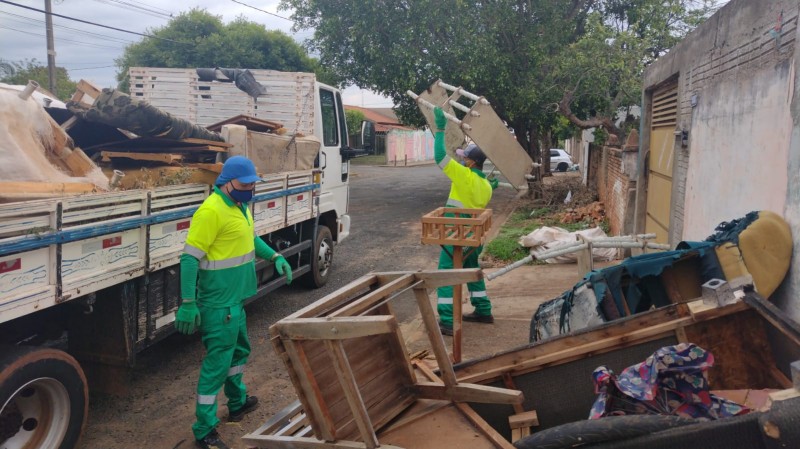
[244,269,522,449]
[421,208,492,247]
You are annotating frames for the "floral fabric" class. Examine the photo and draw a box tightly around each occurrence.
[589,343,750,420]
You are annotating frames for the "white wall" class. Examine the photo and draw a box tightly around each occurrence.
[682,60,793,240]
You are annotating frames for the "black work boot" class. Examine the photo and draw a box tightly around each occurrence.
[228,395,259,422]
[438,321,453,336]
[463,312,494,323]
[196,429,229,449]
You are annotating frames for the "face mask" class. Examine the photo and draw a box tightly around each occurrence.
[228,183,254,203]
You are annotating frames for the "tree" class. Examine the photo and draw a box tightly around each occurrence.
[0,59,76,101]
[280,0,715,163]
[345,109,365,138]
[115,9,337,91]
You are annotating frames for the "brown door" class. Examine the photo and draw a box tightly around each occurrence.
[645,84,678,245]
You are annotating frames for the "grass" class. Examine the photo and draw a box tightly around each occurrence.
[484,206,609,263]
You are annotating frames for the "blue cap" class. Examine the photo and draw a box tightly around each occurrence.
[215,156,262,185]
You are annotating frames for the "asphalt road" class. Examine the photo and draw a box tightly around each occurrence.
[79,163,517,449]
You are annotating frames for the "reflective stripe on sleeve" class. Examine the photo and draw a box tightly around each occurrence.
[437,297,453,305]
[197,394,217,405]
[199,251,255,270]
[438,156,452,169]
[184,243,206,259]
[445,198,464,208]
[228,365,245,377]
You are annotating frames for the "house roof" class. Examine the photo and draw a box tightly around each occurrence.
[344,105,414,132]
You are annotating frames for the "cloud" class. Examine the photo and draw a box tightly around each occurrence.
[0,0,392,106]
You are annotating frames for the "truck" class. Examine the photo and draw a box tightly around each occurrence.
[0,68,357,449]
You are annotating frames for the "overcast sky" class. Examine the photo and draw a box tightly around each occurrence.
[0,0,394,107]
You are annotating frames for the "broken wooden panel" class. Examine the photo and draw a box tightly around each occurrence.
[461,100,535,189]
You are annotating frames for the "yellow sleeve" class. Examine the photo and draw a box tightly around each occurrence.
[184,206,220,258]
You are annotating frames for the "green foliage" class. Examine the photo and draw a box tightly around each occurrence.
[280,0,715,151]
[0,59,77,101]
[345,109,365,137]
[115,9,329,91]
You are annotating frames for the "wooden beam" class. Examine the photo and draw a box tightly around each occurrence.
[249,400,303,436]
[508,411,539,429]
[187,163,224,173]
[414,381,523,405]
[279,275,379,321]
[374,269,483,289]
[181,137,233,147]
[324,340,380,449]
[454,403,517,449]
[331,275,416,317]
[413,287,459,387]
[275,316,396,340]
[0,181,98,195]
[101,151,183,165]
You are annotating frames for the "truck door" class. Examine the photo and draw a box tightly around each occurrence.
[317,86,349,222]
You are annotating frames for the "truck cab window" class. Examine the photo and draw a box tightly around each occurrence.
[320,89,339,147]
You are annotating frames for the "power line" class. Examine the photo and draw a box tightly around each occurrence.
[0,24,126,50]
[230,0,293,22]
[0,10,136,44]
[92,0,173,20]
[0,0,190,44]
[68,64,116,71]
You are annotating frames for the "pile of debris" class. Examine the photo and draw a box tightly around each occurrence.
[0,78,288,201]
[561,201,606,226]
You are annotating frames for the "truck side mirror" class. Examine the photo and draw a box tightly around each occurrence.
[361,120,376,154]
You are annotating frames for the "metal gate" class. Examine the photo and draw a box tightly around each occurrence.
[645,84,678,244]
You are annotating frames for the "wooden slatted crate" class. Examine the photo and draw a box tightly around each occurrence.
[421,208,492,247]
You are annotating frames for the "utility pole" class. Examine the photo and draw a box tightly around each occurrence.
[44,0,57,96]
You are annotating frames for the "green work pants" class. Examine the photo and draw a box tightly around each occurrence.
[192,303,250,440]
[436,245,491,325]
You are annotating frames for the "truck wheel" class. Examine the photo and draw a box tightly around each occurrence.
[0,346,88,449]
[305,225,333,288]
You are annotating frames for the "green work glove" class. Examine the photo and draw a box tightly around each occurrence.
[434,107,447,131]
[489,177,499,190]
[175,300,201,334]
[274,255,293,285]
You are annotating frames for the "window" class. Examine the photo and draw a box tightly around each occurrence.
[551,150,560,157]
[319,89,339,146]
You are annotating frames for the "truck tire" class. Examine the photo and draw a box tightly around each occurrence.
[305,225,333,288]
[0,346,88,449]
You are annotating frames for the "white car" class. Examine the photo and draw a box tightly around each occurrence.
[550,149,573,172]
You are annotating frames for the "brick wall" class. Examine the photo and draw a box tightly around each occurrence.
[592,144,638,236]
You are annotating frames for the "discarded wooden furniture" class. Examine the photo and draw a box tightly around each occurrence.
[421,208,492,362]
[244,269,522,449]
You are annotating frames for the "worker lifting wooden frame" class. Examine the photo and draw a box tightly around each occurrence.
[244,269,522,449]
[421,207,492,362]
[407,80,537,191]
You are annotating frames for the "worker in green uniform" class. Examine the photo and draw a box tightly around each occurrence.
[433,107,497,336]
[175,155,292,449]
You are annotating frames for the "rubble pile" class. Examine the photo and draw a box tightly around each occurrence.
[560,201,606,226]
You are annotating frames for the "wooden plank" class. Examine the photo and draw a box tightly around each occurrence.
[324,340,379,448]
[249,400,303,436]
[282,339,337,441]
[275,316,396,340]
[271,337,328,438]
[454,402,517,449]
[374,270,483,291]
[278,275,379,322]
[384,313,418,390]
[508,411,539,429]
[660,266,685,304]
[0,181,98,195]
[502,373,526,415]
[742,291,800,347]
[331,275,416,317]
[414,382,523,405]
[180,137,233,147]
[378,404,498,449]
[413,287,459,387]
[101,151,183,164]
[276,412,311,437]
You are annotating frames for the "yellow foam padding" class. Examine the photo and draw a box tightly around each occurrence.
[715,242,750,282]
[738,211,793,298]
